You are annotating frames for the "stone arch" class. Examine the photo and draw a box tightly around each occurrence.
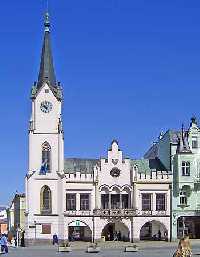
[40,185,52,214]
[68,220,92,242]
[110,184,121,192]
[140,220,168,240]
[101,220,130,241]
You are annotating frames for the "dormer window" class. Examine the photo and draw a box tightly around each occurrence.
[192,137,198,149]
[182,161,190,176]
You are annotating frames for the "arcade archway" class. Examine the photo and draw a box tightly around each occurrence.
[140,220,167,241]
[101,221,129,241]
[68,221,92,242]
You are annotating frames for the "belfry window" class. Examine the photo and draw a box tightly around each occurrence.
[182,161,190,176]
[40,186,52,214]
[42,142,51,173]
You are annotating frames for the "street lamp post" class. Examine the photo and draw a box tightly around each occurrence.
[182,217,185,238]
[34,220,37,241]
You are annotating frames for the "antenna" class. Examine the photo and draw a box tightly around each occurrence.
[46,0,49,13]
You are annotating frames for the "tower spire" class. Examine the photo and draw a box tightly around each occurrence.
[37,12,56,88]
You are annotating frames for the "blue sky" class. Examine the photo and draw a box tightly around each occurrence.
[1,0,200,205]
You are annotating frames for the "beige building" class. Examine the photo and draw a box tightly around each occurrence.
[7,193,26,234]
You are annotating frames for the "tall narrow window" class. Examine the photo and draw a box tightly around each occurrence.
[142,193,152,211]
[40,186,52,214]
[42,142,51,173]
[66,194,76,211]
[80,194,90,210]
[156,194,166,211]
[122,194,129,209]
[180,191,187,205]
[192,137,198,149]
[101,194,109,209]
[182,161,190,176]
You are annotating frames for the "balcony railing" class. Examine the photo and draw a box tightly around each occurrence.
[93,209,167,217]
[64,210,92,216]
[64,209,168,217]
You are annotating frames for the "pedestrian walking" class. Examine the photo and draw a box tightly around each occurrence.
[52,233,59,245]
[158,230,161,240]
[0,234,8,254]
[173,236,192,257]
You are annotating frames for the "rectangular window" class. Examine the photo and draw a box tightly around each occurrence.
[42,224,51,234]
[101,194,109,209]
[66,194,76,211]
[142,193,152,211]
[156,194,166,211]
[192,137,198,149]
[80,194,90,210]
[180,192,187,205]
[111,194,120,209]
[182,161,190,176]
[122,194,129,209]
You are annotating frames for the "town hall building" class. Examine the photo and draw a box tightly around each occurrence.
[25,13,172,243]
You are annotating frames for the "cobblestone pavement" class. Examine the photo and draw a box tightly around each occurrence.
[4,241,200,257]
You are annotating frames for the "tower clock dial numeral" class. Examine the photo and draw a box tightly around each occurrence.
[40,101,53,113]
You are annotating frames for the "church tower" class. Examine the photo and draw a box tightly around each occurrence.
[25,13,65,242]
[29,12,64,176]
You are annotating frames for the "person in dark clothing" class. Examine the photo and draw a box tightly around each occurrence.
[117,231,122,241]
[158,230,161,240]
[53,234,58,245]
[20,231,25,247]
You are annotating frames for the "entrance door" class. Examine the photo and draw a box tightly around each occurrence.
[195,223,200,238]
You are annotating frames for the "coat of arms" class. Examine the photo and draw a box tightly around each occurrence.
[112,159,118,165]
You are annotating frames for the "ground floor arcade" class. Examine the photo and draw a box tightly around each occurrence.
[62,216,170,242]
[25,215,170,243]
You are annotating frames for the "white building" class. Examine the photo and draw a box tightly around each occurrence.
[25,13,172,243]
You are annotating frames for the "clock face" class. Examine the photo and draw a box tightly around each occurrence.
[110,168,121,178]
[40,101,53,113]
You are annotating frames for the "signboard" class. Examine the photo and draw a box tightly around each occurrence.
[75,220,80,227]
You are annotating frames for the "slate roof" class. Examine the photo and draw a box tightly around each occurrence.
[64,158,99,174]
[131,158,167,174]
[64,157,167,174]
[37,12,56,89]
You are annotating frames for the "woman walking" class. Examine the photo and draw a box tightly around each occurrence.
[173,236,192,257]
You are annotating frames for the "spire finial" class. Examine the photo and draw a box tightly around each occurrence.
[44,12,50,32]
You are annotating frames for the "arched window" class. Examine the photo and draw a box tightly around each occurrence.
[40,186,52,214]
[42,142,51,173]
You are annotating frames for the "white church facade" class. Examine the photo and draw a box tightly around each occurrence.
[25,13,172,243]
